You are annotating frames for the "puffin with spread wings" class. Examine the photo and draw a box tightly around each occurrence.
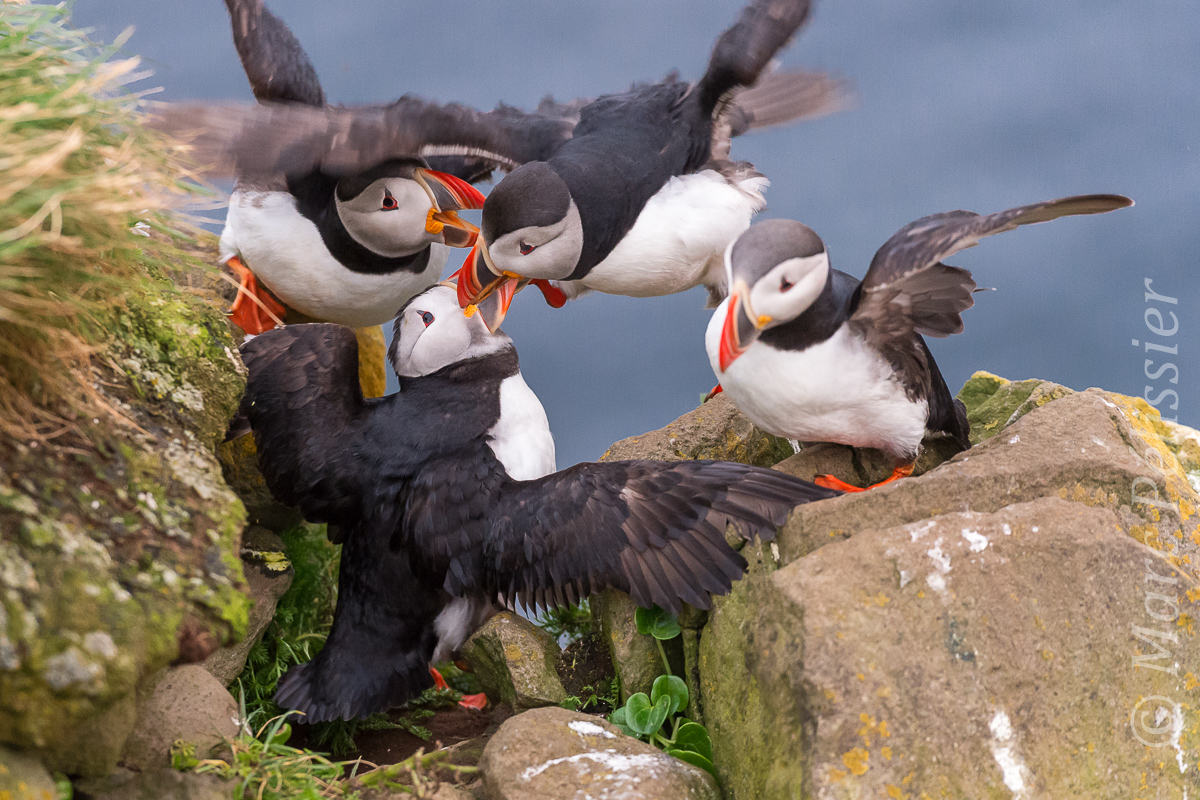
[239,285,838,722]
[454,0,847,329]
[158,0,847,334]
[708,194,1133,491]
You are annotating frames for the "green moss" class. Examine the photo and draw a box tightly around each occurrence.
[956,371,1074,446]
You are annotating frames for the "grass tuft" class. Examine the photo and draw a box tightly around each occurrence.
[0,3,207,442]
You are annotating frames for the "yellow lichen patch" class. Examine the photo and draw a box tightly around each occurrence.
[825,688,839,704]
[1042,649,1055,660]
[886,784,909,799]
[882,745,893,760]
[902,771,915,784]
[827,767,847,783]
[1184,672,1199,691]
[877,686,892,698]
[842,747,870,776]
[1178,613,1195,636]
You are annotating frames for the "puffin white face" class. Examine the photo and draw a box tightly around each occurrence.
[485,200,584,281]
[389,285,507,377]
[335,177,437,258]
[743,252,830,327]
[716,219,830,372]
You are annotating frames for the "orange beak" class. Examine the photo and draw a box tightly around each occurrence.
[718,292,758,372]
[452,239,524,332]
[415,168,486,248]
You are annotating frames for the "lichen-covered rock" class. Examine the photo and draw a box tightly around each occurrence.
[600,393,793,466]
[0,746,57,800]
[203,527,293,685]
[120,664,238,771]
[696,379,1200,798]
[590,590,664,703]
[0,232,252,775]
[462,612,567,710]
[479,706,719,800]
[956,370,1073,446]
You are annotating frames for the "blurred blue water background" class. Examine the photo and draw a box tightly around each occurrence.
[76,0,1199,466]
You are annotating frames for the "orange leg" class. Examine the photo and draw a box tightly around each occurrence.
[704,384,723,402]
[226,256,285,335]
[815,462,915,493]
[429,666,451,691]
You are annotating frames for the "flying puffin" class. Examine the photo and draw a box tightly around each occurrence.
[708,194,1133,491]
[454,0,848,330]
[238,285,838,722]
[207,0,576,335]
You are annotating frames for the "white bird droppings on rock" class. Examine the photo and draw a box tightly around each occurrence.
[962,529,988,552]
[568,720,616,739]
[521,750,663,782]
[1008,434,1020,444]
[988,709,1031,798]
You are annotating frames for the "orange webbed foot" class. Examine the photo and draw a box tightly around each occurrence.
[429,666,451,691]
[458,692,488,711]
[814,462,915,493]
[226,256,285,335]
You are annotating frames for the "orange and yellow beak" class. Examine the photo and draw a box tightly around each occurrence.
[453,238,523,332]
[717,289,762,372]
[415,168,486,248]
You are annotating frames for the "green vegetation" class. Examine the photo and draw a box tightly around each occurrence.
[0,3,206,442]
[609,606,716,776]
[534,598,593,644]
[561,676,620,714]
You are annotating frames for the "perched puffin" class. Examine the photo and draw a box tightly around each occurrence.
[239,285,838,722]
[209,0,575,334]
[708,194,1133,491]
[455,0,847,329]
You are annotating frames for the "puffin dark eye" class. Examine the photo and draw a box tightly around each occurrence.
[519,242,535,255]
[780,276,795,292]
[381,189,398,211]
[420,311,434,327]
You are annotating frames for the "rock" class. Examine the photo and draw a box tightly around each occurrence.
[37,692,136,777]
[74,767,235,800]
[600,393,793,466]
[696,380,1200,798]
[957,370,1073,446]
[218,433,304,531]
[479,706,719,800]
[0,747,57,800]
[706,497,1200,798]
[590,590,664,703]
[775,388,1199,561]
[203,528,294,685]
[120,665,239,771]
[462,613,567,710]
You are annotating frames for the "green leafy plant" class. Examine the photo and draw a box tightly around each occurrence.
[561,676,619,713]
[608,606,716,775]
[534,598,593,644]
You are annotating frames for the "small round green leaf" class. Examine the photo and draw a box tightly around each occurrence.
[643,696,671,735]
[608,706,635,737]
[625,692,655,736]
[668,748,716,776]
[674,722,713,761]
[651,675,689,717]
[635,606,654,636]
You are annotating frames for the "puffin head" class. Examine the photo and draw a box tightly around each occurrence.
[334,158,485,258]
[388,284,509,378]
[455,162,583,330]
[717,219,830,372]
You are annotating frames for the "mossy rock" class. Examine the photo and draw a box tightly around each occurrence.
[956,370,1073,446]
[0,232,252,774]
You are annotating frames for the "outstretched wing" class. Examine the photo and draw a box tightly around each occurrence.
[699,0,814,115]
[151,96,579,180]
[239,323,372,526]
[224,0,325,107]
[851,194,1133,342]
[472,460,838,615]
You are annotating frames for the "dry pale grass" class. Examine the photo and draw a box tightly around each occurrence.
[0,3,206,441]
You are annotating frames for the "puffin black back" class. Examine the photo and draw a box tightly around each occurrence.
[239,304,838,722]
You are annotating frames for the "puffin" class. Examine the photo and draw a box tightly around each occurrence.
[707,194,1133,491]
[238,285,838,722]
[209,0,575,335]
[454,0,847,329]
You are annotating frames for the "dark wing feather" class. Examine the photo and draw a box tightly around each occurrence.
[224,0,324,106]
[273,529,441,723]
[239,323,368,526]
[474,460,838,615]
[699,0,814,115]
[852,193,1132,341]
[151,96,577,179]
